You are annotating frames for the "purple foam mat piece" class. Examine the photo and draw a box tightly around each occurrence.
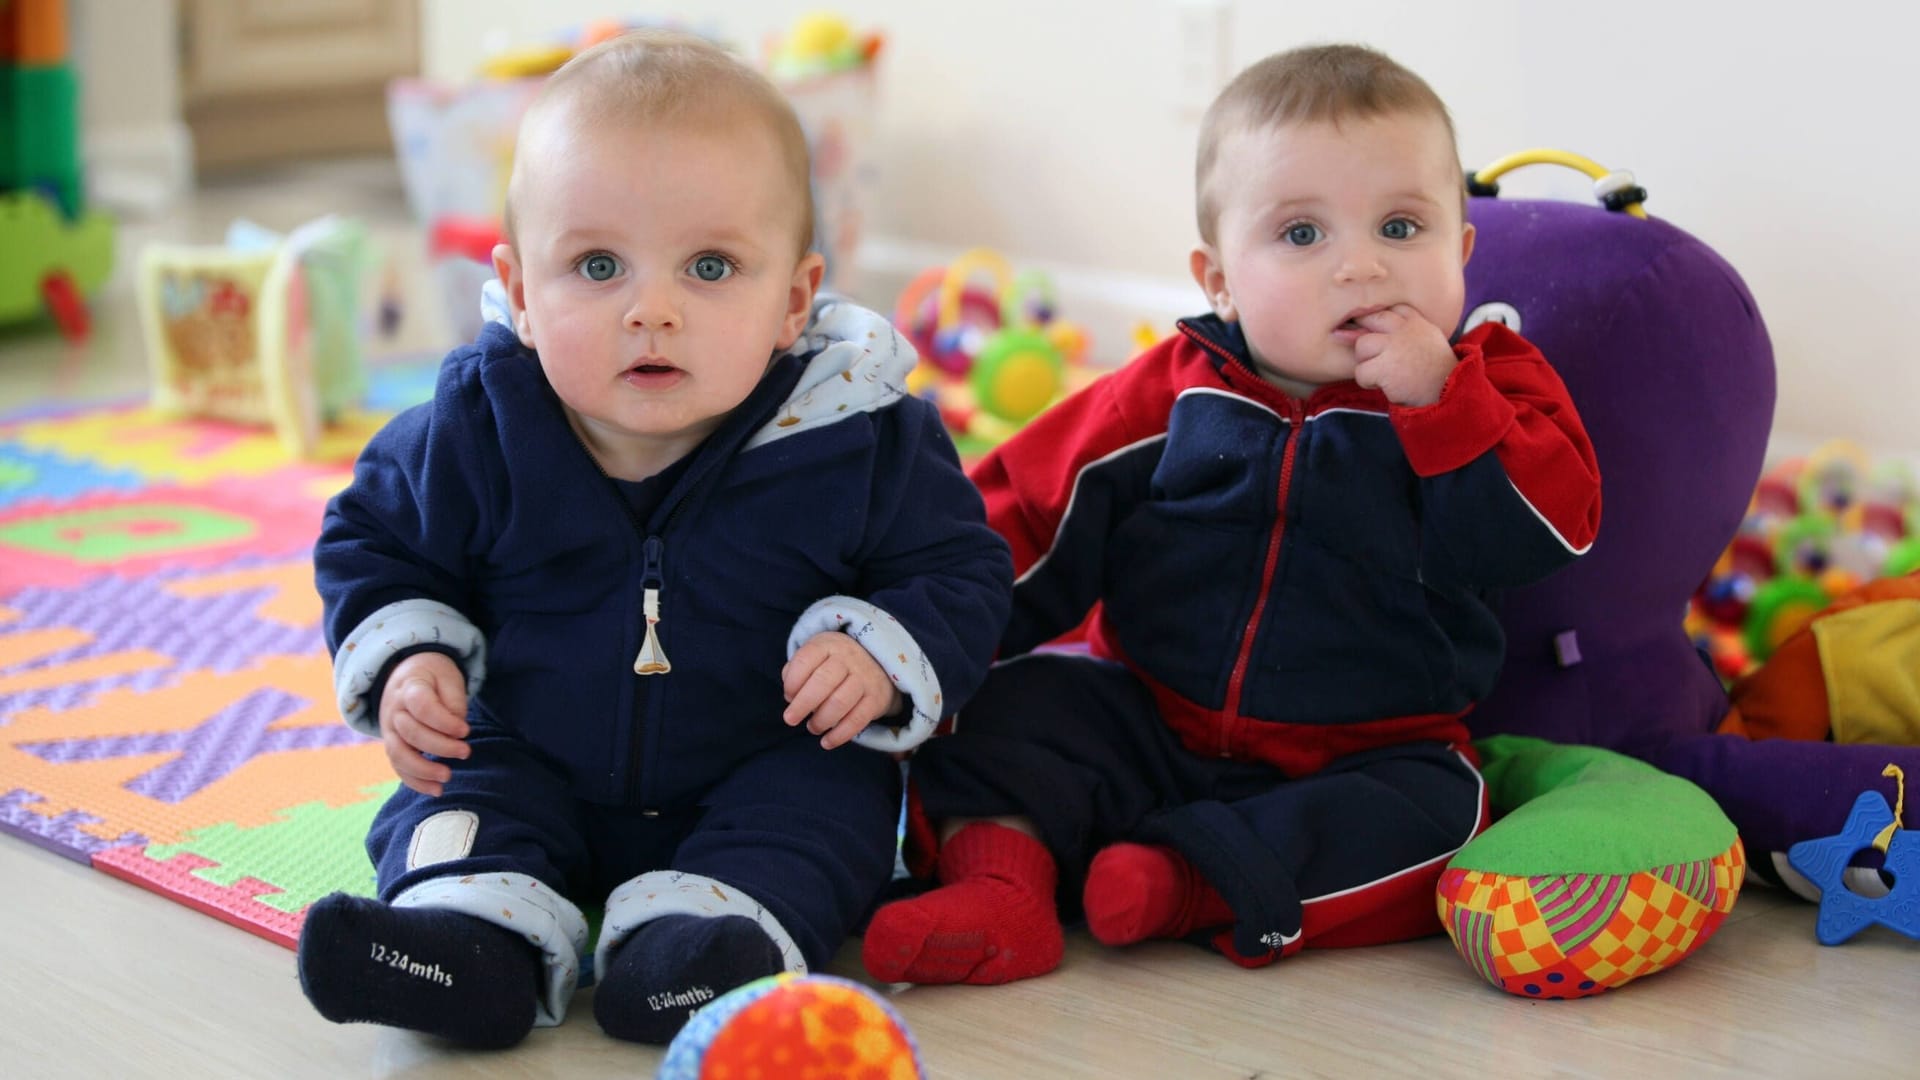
[0,559,324,719]
[17,687,362,803]
[0,788,147,863]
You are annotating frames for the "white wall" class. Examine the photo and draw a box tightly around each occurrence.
[423,0,1920,458]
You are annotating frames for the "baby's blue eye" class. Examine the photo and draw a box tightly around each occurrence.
[580,254,619,282]
[1381,219,1418,240]
[1283,223,1321,246]
[691,255,732,282]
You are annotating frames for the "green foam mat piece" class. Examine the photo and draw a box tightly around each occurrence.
[146,781,396,913]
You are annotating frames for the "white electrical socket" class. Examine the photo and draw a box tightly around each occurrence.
[1172,0,1231,116]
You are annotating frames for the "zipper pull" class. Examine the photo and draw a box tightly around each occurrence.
[634,536,670,675]
[633,588,671,675]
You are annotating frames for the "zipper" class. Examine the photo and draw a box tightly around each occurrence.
[566,418,740,800]
[623,502,708,802]
[564,428,651,800]
[557,353,801,803]
[1218,395,1303,755]
[564,428,671,671]
[633,536,670,674]
[1179,322,1305,758]
[564,427,708,676]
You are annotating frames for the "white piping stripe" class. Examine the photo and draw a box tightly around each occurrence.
[1304,405,1390,421]
[1189,388,1592,560]
[1013,433,1168,588]
[1014,396,1400,592]
[1175,385,1285,421]
[1300,747,1488,907]
[1173,387,1390,424]
[1506,477,1593,556]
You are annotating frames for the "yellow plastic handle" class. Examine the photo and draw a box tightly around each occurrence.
[1471,149,1648,219]
[937,248,1013,331]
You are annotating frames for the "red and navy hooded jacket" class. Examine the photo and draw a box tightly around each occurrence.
[970,313,1600,775]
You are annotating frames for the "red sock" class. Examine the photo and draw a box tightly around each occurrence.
[1082,843,1234,946]
[862,823,1064,985]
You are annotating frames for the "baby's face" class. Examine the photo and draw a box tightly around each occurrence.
[1195,112,1472,397]
[496,110,820,477]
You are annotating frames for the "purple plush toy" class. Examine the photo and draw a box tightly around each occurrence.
[1465,196,1920,885]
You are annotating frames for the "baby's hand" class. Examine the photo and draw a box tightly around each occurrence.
[379,651,470,796]
[782,631,904,750]
[1352,304,1457,407]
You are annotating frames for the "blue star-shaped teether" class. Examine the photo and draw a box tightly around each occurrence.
[1786,790,1920,945]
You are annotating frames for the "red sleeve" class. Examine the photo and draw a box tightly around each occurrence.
[968,338,1184,579]
[1390,322,1602,552]
[967,336,1196,652]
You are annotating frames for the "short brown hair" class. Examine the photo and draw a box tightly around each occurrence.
[1195,44,1460,244]
[503,29,816,257]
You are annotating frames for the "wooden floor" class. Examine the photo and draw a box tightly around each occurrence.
[3,158,1917,1077]
[5,833,1918,1077]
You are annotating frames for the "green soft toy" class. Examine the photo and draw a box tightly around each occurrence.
[1437,735,1746,999]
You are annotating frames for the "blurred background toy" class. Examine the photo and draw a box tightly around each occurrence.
[0,0,113,343]
[389,15,879,343]
[424,213,503,347]
[1690,439,1920,677]
[1723,572,1920,751]
[657,972,923,1080]
[475,16,653,80]
[894,247,1092,457]
[137,217,372,459]
[764,12,883,293]
[1131,320,1165,353]
[766,11,884,81]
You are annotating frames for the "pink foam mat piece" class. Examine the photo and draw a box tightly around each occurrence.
[0,484,328,595]
[93,845,306,949]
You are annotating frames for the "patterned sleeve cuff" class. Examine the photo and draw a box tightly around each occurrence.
[787,595,943,754]
[334,599,487,736]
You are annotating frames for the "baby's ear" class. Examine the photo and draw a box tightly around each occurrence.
[778,252,827,349]
[491,244,534,345]
[1189,245,1236,321]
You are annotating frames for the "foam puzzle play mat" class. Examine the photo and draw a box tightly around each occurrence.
[0,362,436,947]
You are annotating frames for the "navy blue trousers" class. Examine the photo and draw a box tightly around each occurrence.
[366,727,902,970]
[907,653,1485,957]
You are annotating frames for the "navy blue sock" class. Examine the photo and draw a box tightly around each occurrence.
[296,892,541,1049]
[592,914,786,1044]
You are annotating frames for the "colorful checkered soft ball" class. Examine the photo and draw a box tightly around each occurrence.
[657,973,924,1080]
[1436,837,1746,999]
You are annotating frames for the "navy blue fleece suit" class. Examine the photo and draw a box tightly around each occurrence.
[315,301,1011,1023]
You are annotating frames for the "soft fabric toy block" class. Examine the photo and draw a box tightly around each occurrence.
[1438,736,1743,998]
[1460,194,1920,891]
